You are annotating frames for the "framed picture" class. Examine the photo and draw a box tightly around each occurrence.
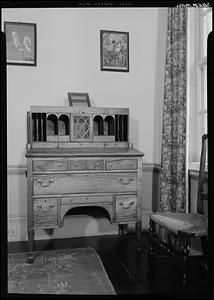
[100,30,129,72]
[4,21,37,66]
[68,92,91,107]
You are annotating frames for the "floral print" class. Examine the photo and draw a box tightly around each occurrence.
[160,8,187,212]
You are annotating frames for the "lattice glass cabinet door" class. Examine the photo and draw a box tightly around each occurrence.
[73,115,91,140]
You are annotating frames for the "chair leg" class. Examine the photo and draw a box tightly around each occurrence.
[147,219,156,280]
[200,236,209,271]
[118,224,128,235]
[180,235,190,286]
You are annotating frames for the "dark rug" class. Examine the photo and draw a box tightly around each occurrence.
[8,247,116,295]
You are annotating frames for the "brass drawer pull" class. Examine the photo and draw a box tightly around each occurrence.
[37,178,54,187]
[74,162,79,166]
[36,204,55,211]
[95,162,100,166]
[118,177,134,185]
[119,200,135,209]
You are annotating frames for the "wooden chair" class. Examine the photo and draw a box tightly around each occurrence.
[147,134,208,286]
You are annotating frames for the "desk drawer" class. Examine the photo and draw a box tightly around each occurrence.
[70,159,104,170]
[34,173,137,195]
[116,194,137,223]
[105,159,137,170]
[33,160,68,172]
[34,197,58,228]
[61,195,113,205]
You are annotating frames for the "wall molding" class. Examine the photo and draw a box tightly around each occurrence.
[8,214,27,222]
[7,163,162,175]
[188,169,208,180]
[7,162,161,222]
[143,163,161,172]
[7,164,26,175]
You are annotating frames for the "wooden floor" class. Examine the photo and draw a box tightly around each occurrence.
[8,232,212,297]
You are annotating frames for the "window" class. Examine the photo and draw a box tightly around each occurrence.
[187,8,212,169]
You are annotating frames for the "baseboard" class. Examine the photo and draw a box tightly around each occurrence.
[8,211,151,242]
[8,214,120,242]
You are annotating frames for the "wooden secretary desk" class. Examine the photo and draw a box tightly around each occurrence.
[25,105,144,263]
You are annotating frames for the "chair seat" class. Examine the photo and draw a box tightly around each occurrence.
[150,212,207,236]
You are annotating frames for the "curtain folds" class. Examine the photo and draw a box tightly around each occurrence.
[160,8,187,212]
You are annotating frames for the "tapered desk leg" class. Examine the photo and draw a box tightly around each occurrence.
[27,228,34,263]
[27,158,34,263]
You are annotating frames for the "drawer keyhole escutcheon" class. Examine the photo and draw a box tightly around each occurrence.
[37,178,54,187]
[118,176,134,185]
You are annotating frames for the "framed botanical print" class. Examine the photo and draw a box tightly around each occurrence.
[4,21,37,66]
[100,30,129,72]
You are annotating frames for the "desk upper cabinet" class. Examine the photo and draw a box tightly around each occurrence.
[28,106,130,146]
[25,105,144,263]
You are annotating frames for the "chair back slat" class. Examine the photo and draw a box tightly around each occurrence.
[197,134,208,214]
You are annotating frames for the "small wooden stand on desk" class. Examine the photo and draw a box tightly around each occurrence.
[25,105,144,263]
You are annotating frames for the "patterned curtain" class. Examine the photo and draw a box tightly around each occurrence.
[160,8,187,213]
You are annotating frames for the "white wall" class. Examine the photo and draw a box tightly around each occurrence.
[3,7,167,241]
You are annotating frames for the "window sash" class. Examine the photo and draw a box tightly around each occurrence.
[187,8,211,166]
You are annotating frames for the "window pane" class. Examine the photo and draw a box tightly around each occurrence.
[203,65,207,110]
[203,112,207,134]
[200,64,207,110]
[188,8,211,164]
[202,11,212,56]
[201,8,211,14]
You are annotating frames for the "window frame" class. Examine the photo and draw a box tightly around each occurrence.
[187,8,211,170]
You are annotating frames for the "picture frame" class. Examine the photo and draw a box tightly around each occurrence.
[100,30,129,72]
[4,21,37,66]
[68,92,91,107]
